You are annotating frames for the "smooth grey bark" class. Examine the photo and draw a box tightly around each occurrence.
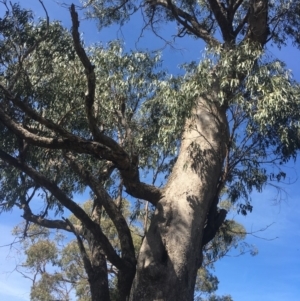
[130,98,229,301]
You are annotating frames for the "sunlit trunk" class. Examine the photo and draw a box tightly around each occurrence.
[130,98,229,301]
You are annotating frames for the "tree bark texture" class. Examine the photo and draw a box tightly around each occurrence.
[89,245,111,301]
[130,98,229,301]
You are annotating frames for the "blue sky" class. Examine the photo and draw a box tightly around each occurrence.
[0,0,300,300]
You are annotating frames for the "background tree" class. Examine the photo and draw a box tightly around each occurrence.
[11,200,142,301]
[0,1,300,301]
[12,201,250,300]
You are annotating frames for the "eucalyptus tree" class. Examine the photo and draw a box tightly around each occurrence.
[12,200,143,301]
[0,1,300,301]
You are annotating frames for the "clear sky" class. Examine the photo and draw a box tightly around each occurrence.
[0,1,300,300]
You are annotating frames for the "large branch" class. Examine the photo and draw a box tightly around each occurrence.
[18,194,83,234]
[0,105,129,165]
[69,5,162,204]
[0,103,162,203]
[148,0,219,46]
[0,105,70,146]
[0,5,163,205]
[22,206,73,232]
[120,167,163,205]
[70,4,124,154]
[64,152,136,267]
[70,5,98,140]
[0,85,78,139]
[0,86,129,166]
[207,0,234,42]
[0,148,125,270]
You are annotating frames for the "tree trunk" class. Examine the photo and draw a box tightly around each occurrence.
[89,239,111,301]
[130,98,229,301]
[89,267,111,301]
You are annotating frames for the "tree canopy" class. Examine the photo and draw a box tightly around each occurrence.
[0,0,300,300]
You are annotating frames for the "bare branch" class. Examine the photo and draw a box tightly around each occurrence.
[69,6,163,205]
[228,222,278,241]
[64,152,136,267]
[207,0,234,42]
[120,167,163,205]
[38,0,49,28]
[0,98,161,204]
[0,104,130,165]
[23,213,71,231]
[0,86,79,139]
